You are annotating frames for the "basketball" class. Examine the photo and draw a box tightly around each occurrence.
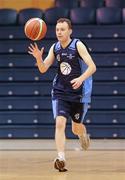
[24,18,47,41]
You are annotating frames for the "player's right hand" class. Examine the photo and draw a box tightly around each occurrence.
[28,43,44,60]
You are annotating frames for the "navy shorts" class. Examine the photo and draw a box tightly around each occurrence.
[52,99,88,123]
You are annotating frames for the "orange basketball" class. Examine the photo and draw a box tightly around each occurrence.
[24,18,47,41]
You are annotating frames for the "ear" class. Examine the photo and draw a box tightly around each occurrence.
[69,29,72,35]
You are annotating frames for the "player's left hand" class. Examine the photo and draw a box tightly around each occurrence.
[70,78,83,89]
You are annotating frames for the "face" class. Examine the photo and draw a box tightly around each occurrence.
[56,21,72,43]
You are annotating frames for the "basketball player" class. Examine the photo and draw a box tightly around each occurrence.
[28,18,96,172]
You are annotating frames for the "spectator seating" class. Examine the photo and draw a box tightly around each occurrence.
[80,0,104,8]
[0,8,17,25]
[1,81,124,96]
[1,39,125,53]
[18,8,43,25]
[1,24,125,40]
[96,7,122,24]
[104,0,124,7]
[122,8,125,23]
[70,7,96,24]
[44,7,69,24]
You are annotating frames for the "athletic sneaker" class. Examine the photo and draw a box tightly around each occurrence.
[79,133,90,150]
[54,158,68,172]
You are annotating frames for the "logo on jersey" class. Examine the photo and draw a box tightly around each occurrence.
[60,62,72,75]
[59,110,66,114]
[74,113,80,120]
[56,54,60,61]
[62,53,67,56]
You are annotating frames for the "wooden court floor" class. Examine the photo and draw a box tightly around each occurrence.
[0,140,125,180]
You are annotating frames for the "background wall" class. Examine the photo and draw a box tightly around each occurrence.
[0,0,55,10]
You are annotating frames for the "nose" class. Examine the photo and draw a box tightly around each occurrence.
[57,31,61,35]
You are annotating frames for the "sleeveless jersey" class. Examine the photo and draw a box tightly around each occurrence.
[52,38,92,103]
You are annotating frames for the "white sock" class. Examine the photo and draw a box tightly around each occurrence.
[58,152,65,161]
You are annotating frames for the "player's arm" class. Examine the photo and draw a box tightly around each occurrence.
[28,43,55,73]
[71,41,96,89]
[77,41,96,81]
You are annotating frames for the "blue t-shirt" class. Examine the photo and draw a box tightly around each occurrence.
[51,38,92,103]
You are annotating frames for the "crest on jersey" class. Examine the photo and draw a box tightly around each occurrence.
[67,54,75,59]
[56,54,60,61]
[60,62,72,75]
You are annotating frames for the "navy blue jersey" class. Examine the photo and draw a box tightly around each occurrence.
[52,38,92,103]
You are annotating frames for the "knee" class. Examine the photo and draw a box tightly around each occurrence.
[56,116,66,130]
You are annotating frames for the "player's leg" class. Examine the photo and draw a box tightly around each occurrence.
[71,102,90,150]
[52,99,69,171]
[55,115,66,160]
[54,115,68,172]
[72,121,86,136]
[72,121,90,150]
